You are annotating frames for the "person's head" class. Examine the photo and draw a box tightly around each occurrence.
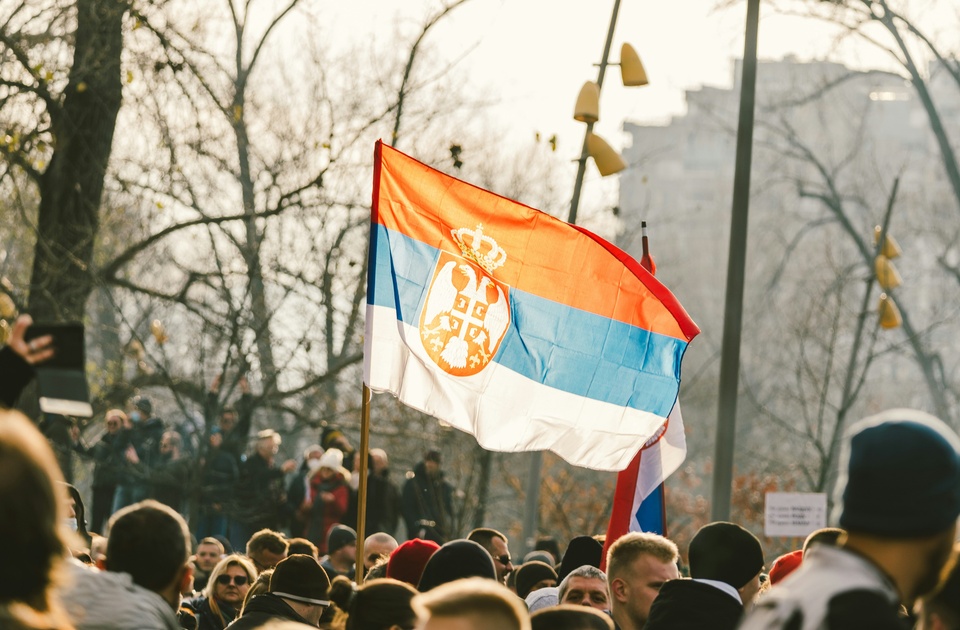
[388,538,440,587]
[160,431,182,459]
[303,444,324,473]
[270,554,332,626]
[104,409,126,434]
[530,605,614,630]
[558,565,610,611]
[688,522,764,609]
[195,537,225,572]
[768,550,803,585]
[321,426,351,452]
[413,577,530,630]
[219,406,237,432]
[205,554,256,608]
[287,537,319,559]
[329,576,417,630]
[802,527,843,557]
[106,499,192,608]
[371,448,389,474]
[328,524,358,563]
[317,448,344,480]
[515,561,558,599]
[365,533,400,570]
[209,426,223,449]
[423,450,442,476]
[240,568,273,616]
[130,395,152,421]
[61,481,89,541]
[417,540,498,592]
[557,536,604,582]
[255,429,281,461]
[606,532,679,628]
[246,529,288,572]
[835,409,960,602]
[467,528,513,584]
[916,545,960,630]
[533,537,561,566]
[0,410,69,615]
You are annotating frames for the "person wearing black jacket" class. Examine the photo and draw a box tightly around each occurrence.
[204,375,253,468]
[72,409,128,533]
[401,450,454,543]
[111,396,165,513]
[226,555,330,629]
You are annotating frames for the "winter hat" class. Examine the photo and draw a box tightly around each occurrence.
[387,538,440,587]
[270,554,331,606]
[688,522,764,589]
[317,448,343,471]
[768,550,803,585]
[515,561,559,599]
[326,524,357,554]
[525,586,560,612]
[836,408,960,538]
[321,427,345,450]
[133,396,152,415]
[416,539,497,592]
[523,550,556,566]
[556,535,603,581]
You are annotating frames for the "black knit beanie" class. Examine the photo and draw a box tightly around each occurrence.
[556,536,603,582]
[515,561,559,599]
[416,539,497,592]
[688,522,764,589]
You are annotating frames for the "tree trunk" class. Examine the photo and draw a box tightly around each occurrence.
[28,0,125,322]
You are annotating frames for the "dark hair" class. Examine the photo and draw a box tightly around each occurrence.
[246,529,288,555]
[531,605,614,630]
[329,576,417,630]
[62,481,92,546]
[467,527,507,550]
[106,499,190,591]
[288,537,319,558]
[0,411,68,614]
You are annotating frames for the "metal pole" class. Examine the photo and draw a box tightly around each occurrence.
[523,0,624,555]
[355,384,372,583]
[568,0,622,225]
[710,0,762,522]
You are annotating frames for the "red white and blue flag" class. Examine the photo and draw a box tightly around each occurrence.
[363,141,698,471]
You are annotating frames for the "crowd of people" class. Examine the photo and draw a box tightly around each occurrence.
[3,319,960,630]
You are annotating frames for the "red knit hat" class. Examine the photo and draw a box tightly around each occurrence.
[768,549,803,585]
[387,538,440,587]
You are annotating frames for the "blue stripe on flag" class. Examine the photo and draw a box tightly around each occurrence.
[635,483,665,535]
[368,224,686,416]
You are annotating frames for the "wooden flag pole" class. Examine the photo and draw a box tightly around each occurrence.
[355,384,372,583]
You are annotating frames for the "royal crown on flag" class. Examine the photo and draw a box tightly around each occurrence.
[451,224,507,274]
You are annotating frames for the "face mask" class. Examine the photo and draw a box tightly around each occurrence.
[307,459,323,472]
[65,518,78,532]
[129,411,141,423]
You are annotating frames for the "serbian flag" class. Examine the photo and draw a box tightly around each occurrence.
[364,141,699,471]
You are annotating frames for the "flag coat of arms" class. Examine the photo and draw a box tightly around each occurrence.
[364,141,699,471]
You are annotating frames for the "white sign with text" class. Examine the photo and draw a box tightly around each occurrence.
[764,492,827,537]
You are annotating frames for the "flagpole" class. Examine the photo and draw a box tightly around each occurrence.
[355,383,372,583]
[711,0,761,522]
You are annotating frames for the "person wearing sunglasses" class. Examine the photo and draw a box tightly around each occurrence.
[184,554,256,630]
[467,528,514,585]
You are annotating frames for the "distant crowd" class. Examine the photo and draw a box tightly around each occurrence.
[3,317,960,630]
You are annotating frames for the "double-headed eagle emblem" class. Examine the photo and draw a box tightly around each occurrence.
[420,225,510,377]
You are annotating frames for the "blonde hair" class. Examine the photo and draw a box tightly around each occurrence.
[204,554,257,625]
[606,532,679,580]
[413,577,529,630]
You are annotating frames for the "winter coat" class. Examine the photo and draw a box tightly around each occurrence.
[75,430,127,488]
[183,596,239,630]
[224,594,314,629]
[59,560,180,630]
[305,471,350,553]
[401,462,454,542]
[342,468,401,536]
[204,391,252,467]
[738,544,907,630]
[233,454,287,529]
[644,579,743,630]
[199,447,239,511]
